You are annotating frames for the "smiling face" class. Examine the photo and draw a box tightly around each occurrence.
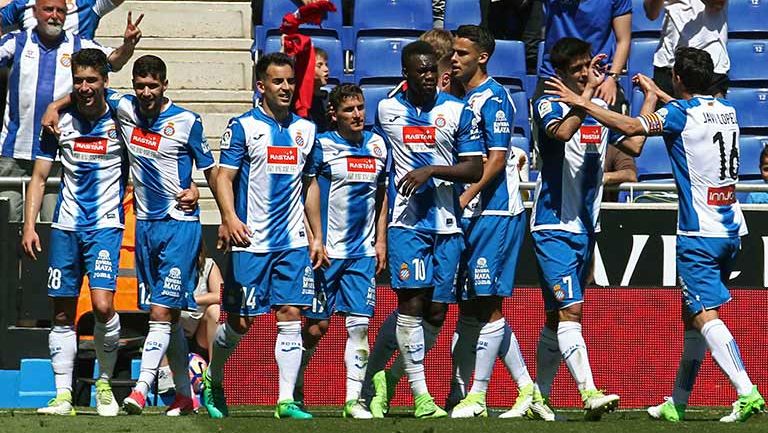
[73,65,107,114]
[34,0,66,40]
[258,63,296,113]
[132,73,168,118]
[556,53,592,95]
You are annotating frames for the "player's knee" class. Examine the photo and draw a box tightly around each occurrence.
[558,304,582,323]
[425,302,448,326]
[91,299,114,323]
[149,307,174,323]
[305,320,330,339]
[276,305,301,321]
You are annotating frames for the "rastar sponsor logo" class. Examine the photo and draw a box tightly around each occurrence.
[73,137,108,154]
[403,126,436,152]
[267,146,299,174]
[130,128,161,157]
[580,125,602,144]
[347,157,377,183]
[707,185,736,205]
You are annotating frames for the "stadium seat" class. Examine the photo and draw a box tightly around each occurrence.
[636,136,673,181]
[361,84,396,126]
[631,0,663,37]
[508,88,531,138]
[727,87,768,130]
[354,0,433,36]
[728,0,768,36]
[263,35,346,83]
[355,36,417,83]
[739,135,768,180]
[727,40,768,82]
[488,40,526,89]
[628,39,657,81]
[444,0,481,31]
[511,135,531,155]
[255,0,345,54]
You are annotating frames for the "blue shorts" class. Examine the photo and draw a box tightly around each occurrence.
[457,213,526,301]
[223,248,315,316]
[677,235,739,315]
[532,230,594,311]
[305,256,377,320]
[388,227,463,304]
[47,228,122,297]
[135,218,201,311]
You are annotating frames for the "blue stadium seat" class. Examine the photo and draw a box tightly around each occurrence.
[727,87,768,130]
[727,40,768,82]
[444,0,481,30]
[355,36,417,83]
[631,0,663,37]
[739,135,768,179]
[354,0,432,36]
[628,38,657,81]
[488,40,526,89]
[509,88,531,138]
[511,136,531,155]
[264,35,346,83]
[728,0,768,36]
[256,0,345,54]
[361,84,396,126]
[636,136,673,181]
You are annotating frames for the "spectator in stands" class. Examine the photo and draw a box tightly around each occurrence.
[0,0,140,222]
[644,0,729,98]
[536,0,632,112]
[309,46,330,132]
[480,0,545,74]
[603,146,637,202]
[745,146,768,204]
[0,0,125,39]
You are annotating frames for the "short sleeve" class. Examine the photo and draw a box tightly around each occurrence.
[92,0,118,17]
[303,139,324,176]
[613,0,632,17]
[37,130,59,161]
[218,119,247,170]
[186,115,215,171]
[482,91,514,151]
[456,105,483,156]
[80,37,115,58]
[533,96,565,130]
[638,101,686,136]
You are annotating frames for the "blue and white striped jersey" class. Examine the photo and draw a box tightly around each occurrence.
[107,92,215,221]
[531,95,624,234]
[638,96,748,238]
[462,77,525,218]
[306,130,387,259]
[0,29,112,160]
[0,0,117,39]
[38,106,126,231]
[219,106,322,253]
[375,90,482,234]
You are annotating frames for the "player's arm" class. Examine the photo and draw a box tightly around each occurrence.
[374,183,388,275]
[21,146,55,260]
[603,148,638,185]
[195,261,224,306]
[459,149,505,208]
[302,175,328,269]
[42,94,75,136]
[214,121,251,250]
[104,11,143,72]
[397,155,482,197]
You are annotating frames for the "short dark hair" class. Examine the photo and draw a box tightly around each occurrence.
[72,48,109,78]
[328,83,363,113]
[133,55,166,82]
[315,46,328,61]
[455,25,495,59]
[550,37,592,73]
[401,40,435,69]
[672,47,714,95]
[256,52,295,82]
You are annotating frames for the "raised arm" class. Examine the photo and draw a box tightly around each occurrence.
[107,11,143,72]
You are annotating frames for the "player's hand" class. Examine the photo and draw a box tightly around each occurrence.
[594,75,617,106]
[21,228,42,261]
[309,238,329,270]
[632,73,661,101]
[123,11,144,47]
[397,166,434,197]
[41,105,61,137]
[218,216,251,250]
[586,53,608,91]
[175,184,199,212]
[375,240,387,276]
[516,151,528,172]
[458,193,471,210]
[545,77,588,108]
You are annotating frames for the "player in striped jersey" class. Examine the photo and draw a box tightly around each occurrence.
[1,0,124,39]
[367,41,483,419]
[21,49,125,417]
[446,24,543,420]
[529,38,646,421]
[201,52,325,421]
[546,46,765,423]
[293,84,387,419]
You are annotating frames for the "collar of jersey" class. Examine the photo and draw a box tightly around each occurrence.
[395,89,439,112]
[253,103,294,129]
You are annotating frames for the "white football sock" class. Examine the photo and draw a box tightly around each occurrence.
[535,326,560,397]
[469,319,505,394]
[136,321,171,397]
[389,319,441,382]
[167,322,192,397]
[294,345,316,403]
[49,325,76,396]
[93,313,120,381]
[396,313,428,396]
[360,311,398,402]
[345,316,370,402]
[208,322,244,386]
[499,320,534,388]
[275,321,303,402]
[701,319,753,396]
[671,329,706,406]
[448,315,481,402]
[558,321,595,392]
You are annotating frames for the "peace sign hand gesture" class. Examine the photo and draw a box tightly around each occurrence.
[123,11,144,47]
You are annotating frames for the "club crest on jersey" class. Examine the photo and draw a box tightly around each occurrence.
[402,126,436,153]
[347,156,377,183]
[107,128,118,140]
[373,144,383,157]
[163,122,176,137]
[399,263,410,281]
[60,54,71,68]
[553,284,566,301]
[267,146,299,174]
[295,131,305,147]
[434,115,447,128]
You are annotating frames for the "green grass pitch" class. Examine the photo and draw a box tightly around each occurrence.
[1,406,767,433]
